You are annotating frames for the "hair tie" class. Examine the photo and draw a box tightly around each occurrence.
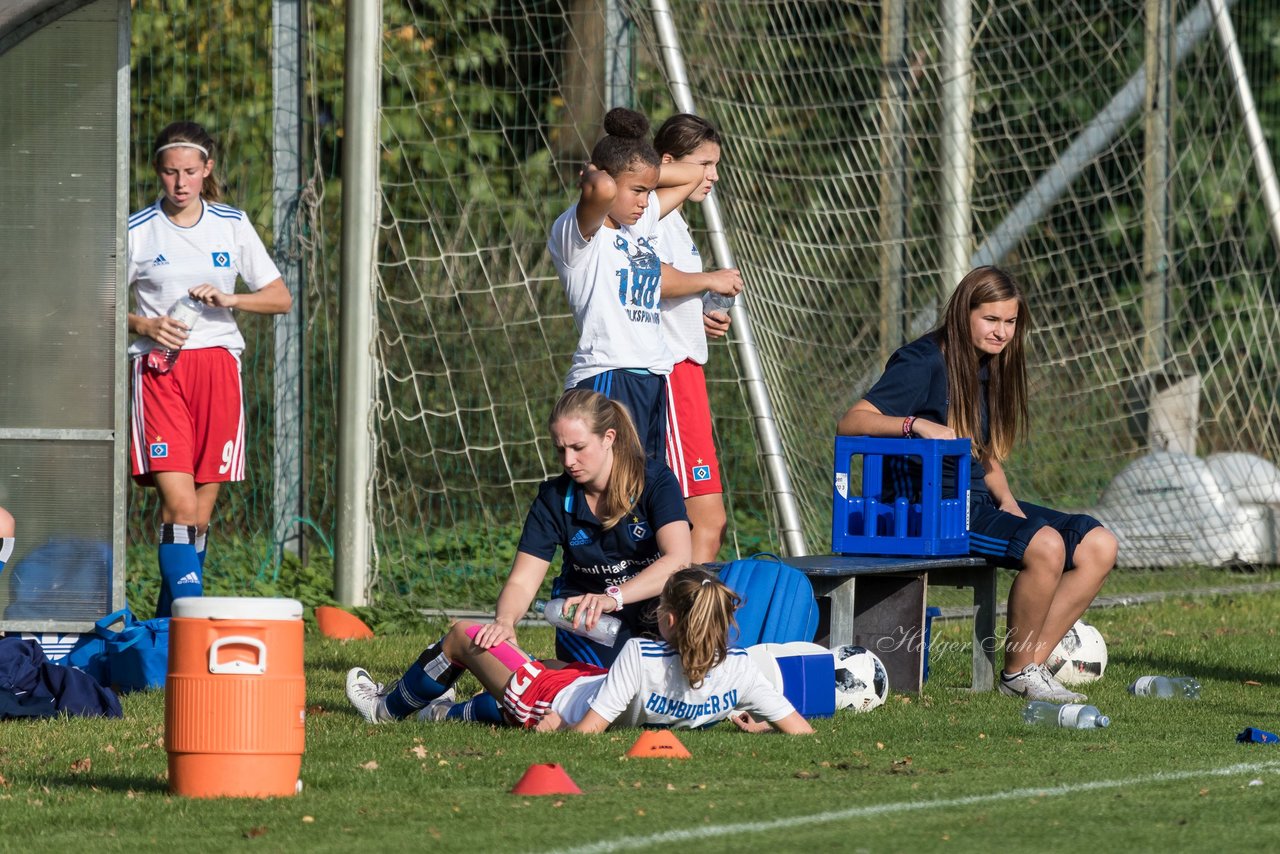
[155,141,209,157]
[701,578,711,586]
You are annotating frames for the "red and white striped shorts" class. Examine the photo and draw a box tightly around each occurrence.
[502,660,608,728]
[130,347,245,484]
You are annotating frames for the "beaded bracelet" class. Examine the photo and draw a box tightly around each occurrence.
[902,416,916,437]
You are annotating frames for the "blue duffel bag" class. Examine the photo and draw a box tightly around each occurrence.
[66,608,169,693]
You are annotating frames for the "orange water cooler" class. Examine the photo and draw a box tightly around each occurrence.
[165,597,306,798]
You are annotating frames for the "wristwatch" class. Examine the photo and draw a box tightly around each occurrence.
[604,585,624,612]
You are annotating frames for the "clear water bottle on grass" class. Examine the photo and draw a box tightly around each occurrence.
[535,598,620,647]
[1128,675,1200,699]
[146,295,204,374]
[1022,701,1110,729]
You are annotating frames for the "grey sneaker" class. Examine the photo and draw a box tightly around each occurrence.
[414,687,458,722]
[346,667,393,723]
[1038,664,1087,702]
[998,662,1081,702]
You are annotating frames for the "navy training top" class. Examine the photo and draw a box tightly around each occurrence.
[862,334,990,498]
[516,459,690,599]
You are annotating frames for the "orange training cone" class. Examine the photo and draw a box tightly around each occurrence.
[315,606,375,640]
[510,763,582,796]
[626,730,692,759]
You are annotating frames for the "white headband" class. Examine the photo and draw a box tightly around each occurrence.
[155,141,209,157]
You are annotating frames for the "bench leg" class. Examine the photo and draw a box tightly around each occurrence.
[971,568,997,691]
[852,574,926,693]
[809,576,856,649]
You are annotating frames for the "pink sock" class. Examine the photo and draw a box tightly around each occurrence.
[464,624,531,671]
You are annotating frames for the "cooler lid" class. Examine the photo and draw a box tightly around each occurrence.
[171,596,303,621]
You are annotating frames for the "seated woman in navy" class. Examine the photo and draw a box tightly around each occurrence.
[838,266,1115,703]
[472,388,692,667]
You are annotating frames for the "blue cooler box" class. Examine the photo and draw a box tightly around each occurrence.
[748,642,836,718]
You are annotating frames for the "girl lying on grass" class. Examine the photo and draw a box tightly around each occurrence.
[346,565,814,734]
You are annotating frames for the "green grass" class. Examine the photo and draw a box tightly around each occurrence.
[4,593,1280,852]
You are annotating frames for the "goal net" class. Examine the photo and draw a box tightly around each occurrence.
[370,0,1280,603]
[623,0,1280,568]
[127,0,1280,610]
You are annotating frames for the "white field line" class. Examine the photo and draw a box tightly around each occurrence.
[542,760,1280,854]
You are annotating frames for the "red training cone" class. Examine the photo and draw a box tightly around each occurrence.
[626,730,692,759]
[510,763,582,796]
[315,606,375,640]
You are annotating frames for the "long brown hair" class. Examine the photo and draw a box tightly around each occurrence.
[659,566,740,688]
[548,389,644,529]
[152,121,223,203]
[935,266,1030,462]
[654,113,722,160]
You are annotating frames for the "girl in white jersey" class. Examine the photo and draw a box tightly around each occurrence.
[547,108,706,461]
[346,565,814,735]
[654,114,742,562]
[126,122,293,617]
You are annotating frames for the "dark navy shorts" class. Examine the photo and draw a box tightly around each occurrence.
[968,493,1104,571]
[574,369,668,461]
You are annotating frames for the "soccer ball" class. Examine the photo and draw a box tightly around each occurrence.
[1045,620,1107,684]
[831,645,889,712]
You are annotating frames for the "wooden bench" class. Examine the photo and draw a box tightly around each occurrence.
[789,554,997,694]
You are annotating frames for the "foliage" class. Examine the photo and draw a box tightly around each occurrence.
[124,525,521,623]
[125,539,340,623]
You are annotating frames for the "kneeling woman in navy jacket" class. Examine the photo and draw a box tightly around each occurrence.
[480,388,691,667]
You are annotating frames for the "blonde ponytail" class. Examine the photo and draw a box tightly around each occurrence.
[659,565,739,688]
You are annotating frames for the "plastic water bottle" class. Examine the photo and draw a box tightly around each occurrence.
[146,295,204,374]
[535,598,620,647]
[1022,701,1111,729]
[1128,675,1201,699]
[702,290,735,315]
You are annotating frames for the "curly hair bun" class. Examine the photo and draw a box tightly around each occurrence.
[602,107,650,140]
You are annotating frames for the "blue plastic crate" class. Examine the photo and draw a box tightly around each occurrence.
[831,436,971,556]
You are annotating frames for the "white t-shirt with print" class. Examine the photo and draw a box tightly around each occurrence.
[656,209,709,365]
[550,638,796,729]
[547,192,675,387]
[127,198,282,357]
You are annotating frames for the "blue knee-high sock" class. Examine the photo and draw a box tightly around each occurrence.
[156,523,201,618]
[445,693,503,724]
[383,640,463,720]
[0,537,13,575]
[196,527,208,570]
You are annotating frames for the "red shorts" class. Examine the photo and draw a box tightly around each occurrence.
[502,660,607,728]
[664,359,723,498]
[130,347,246,485]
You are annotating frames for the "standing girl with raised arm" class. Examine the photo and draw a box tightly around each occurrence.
[547,107,707,460]
[653,113,742,562]
[346,565,813,734]
[127,122,293,616]
[838,266,1115,702]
